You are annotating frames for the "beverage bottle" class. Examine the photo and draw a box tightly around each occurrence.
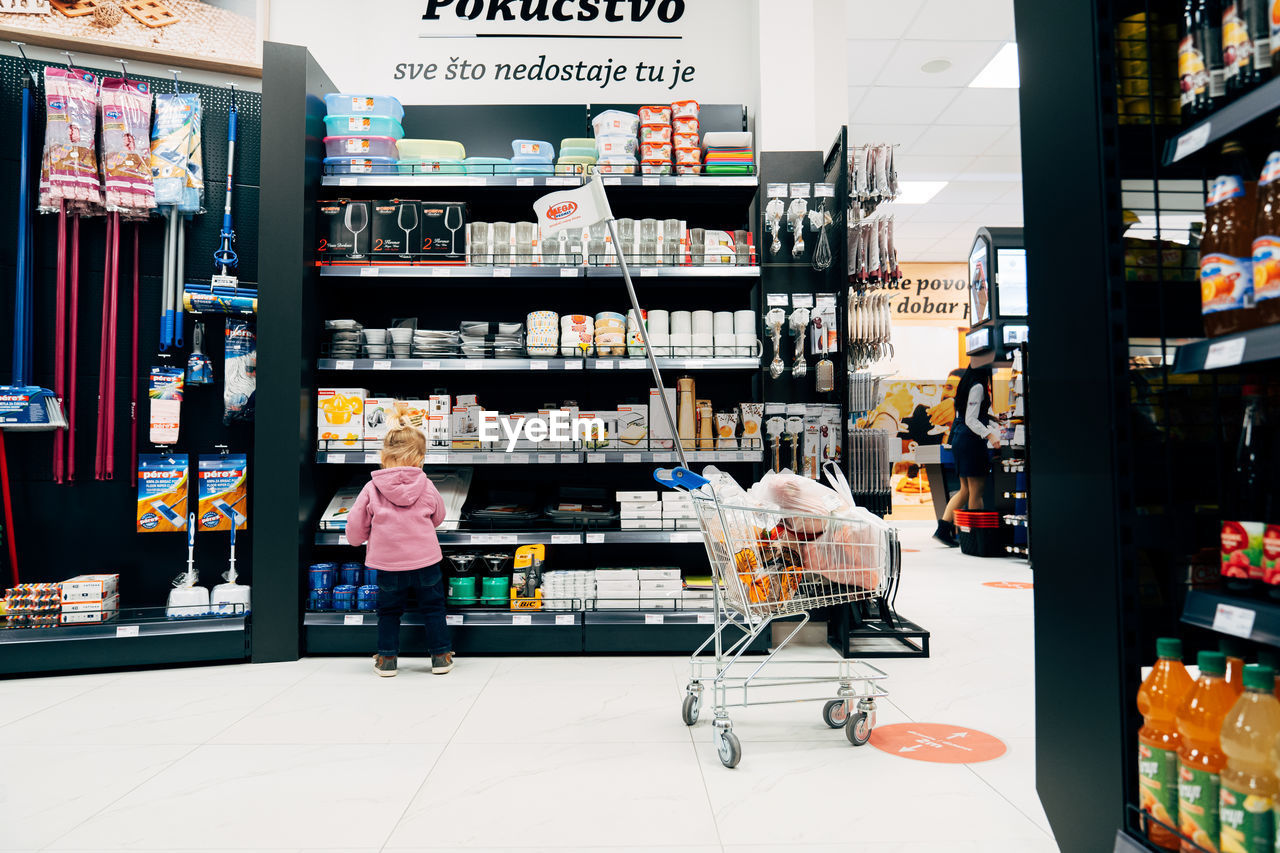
[1183,0,1215,120]
[1223,0,1270,96]
[1208,0,1228,101]
[1252,121,1280,319]
[1179,650,1237,852]
[1255,650,1280,700]
[1222,390,1270,594]
[1202,142,1259,335]
[1226,640,1250,695]
[1140,637,1196,848]
[1219,664,1280,852]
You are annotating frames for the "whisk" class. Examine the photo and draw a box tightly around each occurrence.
[810,205,833,271]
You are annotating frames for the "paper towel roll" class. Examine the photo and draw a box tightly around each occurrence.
[670,311,692,334]
[691,310,714,335]
[713,312,734,335]
[647,310,670,333]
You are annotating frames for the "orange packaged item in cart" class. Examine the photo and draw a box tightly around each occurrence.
[1138,638,1194,849]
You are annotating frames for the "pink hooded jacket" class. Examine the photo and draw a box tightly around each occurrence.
[345,467,446,571]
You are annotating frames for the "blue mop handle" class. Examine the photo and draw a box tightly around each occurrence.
[215,105,238,273]
[12,82,32,386]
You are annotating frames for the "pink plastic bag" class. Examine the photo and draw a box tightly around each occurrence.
[99,77,155,214]
[39,67,103,212]
[770,464,888,590]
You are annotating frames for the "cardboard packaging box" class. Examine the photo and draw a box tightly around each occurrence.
[61,574,120,602]
[595,569,640,582]
[418,201,468,262]
[428,395,451,449]
[621,503,663,519]
[61,594,120,624]
[640,578,682,591]
[362,397,399,450]
[639,589,681,610]
[616,405,648,447]
[371,199,421,259]
[317,388,367,449]
[617,491,658,503]
[451,406,482,450]
[638,568,681,581]
[649,387,677,450]
[621,518,665,530]
[401,400,431,442]
[316,199,362,260]
[662,505,697,519]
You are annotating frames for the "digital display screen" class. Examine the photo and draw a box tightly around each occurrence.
[1003,324,1029,345]
[996,248,1029,318]
[969,238,991,325]
[966,327,992,354]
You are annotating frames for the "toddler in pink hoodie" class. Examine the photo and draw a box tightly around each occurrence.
[345,409,453,678]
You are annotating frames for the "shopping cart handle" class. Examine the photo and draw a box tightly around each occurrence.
[653,467,709,491]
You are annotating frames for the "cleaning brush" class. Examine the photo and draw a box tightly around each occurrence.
[186,321,214,385]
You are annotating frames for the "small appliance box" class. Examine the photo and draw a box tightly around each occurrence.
[616,405,647,447]
[621,518,665,530]
[61,594,120,624]
[428,395,451,449]
[371,199,421,259]
[419,201,468,262]
[649,387,677,449]
[617,490,658,503]
[363,397,399,450]
[317,199,359,260]
[317,388,367,449]
[451,406,483,450]
[61,574,120,602]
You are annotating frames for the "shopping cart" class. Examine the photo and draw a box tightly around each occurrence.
[656,464,898,768]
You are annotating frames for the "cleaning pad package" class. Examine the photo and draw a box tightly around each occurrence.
[223,320,256,426]
[149,365,184,445]
[40,67,103,210]
[99,76,156,213]
[137,454,189,533]
[197,454,248,531]
[372,199,422,259]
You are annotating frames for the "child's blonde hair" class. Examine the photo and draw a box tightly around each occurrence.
[381,402,426,468]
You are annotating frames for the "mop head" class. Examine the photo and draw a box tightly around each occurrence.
[0,386,67,431]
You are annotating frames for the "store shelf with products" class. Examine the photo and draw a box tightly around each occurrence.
[1181,589,1280,648]
[1164,74,1280,166]
[315,449,764,465]
[1172,325,1280,374]
[317,264,760,279]
[314,529,707,546]
[321,172,759,190]
[316,356,762,372]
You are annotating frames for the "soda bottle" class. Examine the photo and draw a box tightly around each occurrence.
[1224,0,1270,96]
[1202,142,1259,335]
[1254,650,1280,700]
[1183,0,1215,120]
[1219,664,1280,852]
[1222,391,1270,594]
[1141,638,1196,848]
[1252,120,1280,319]
[1179,650,1237,852]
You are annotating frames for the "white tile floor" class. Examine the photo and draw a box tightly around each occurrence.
[0,521,1055,852]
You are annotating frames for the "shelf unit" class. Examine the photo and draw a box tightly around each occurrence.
[322,173,758,189]
[315,449,762,465]
[315,529,707,546]
[1172,325,1280,374]
[317,357,762,372]
[317,264,760,279]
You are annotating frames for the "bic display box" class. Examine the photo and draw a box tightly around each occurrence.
[61,594,120,624]
[371,199,421,258]
[616,491,658,503]
[61,574,120,602]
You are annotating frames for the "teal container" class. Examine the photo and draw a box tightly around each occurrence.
[480,576,509,606]
[448,576,478,606]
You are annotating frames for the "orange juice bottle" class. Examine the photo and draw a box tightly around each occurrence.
[1140,638,1195,849]
[1220,664,1280,853]
[1179,651,1237,852]
[1256,650,1280,700]
[1223,640,1248,697]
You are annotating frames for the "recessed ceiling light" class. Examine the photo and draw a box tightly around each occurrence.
[895,181,948,204]
[921,58,952,74]
[970,43,1019,88]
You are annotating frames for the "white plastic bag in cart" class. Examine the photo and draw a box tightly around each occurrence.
[779,463,889,590]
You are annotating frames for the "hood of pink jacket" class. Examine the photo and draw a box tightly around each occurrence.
[370,467,428,508]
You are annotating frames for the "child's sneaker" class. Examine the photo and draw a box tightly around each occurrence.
[373,654,398,677]
[431,652,455,674]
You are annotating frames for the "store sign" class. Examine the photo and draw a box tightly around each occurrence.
[269,0,750,103]
[883,263,971,325]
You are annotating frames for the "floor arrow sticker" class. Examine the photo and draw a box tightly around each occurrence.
[870,723,1007,764]
[983,581,1033,589]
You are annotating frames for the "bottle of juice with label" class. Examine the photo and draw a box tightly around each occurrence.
[1183,0,1214,120]
[1223,1,1270,97]
[1219,664,1280,852]
[1179,651,1236,852]
[1225,639,1249,696]
[1254,120,1280,323]
[1141,638,1196,848]
[1223,392,1270,595]
[1203,142,1259,335]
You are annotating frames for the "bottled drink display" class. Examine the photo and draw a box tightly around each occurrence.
[1253,120,1280,313]
[1219,664,1280,852]
[1222,1,1270,96]
[1183,0,1216,118]
[1201,142,1258,333]
[1140,638,1196,848]
[1179,651,1235,852]
[1221,388,1269,590]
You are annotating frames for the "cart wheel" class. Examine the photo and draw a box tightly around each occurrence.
[846,711,871,746]
[822,699,848,729]
[716,729,742,768]
[682,692,701,726]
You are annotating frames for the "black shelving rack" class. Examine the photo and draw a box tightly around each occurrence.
[255,44,775,657]
[1014,1,1280,851]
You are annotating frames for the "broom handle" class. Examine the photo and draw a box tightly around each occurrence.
[105,213,120,481]
[68,215,80,482]
[131,224,139,486]
[0,433,17,587]
[53,203,67,483]
[96,214,113,480]
[12,81,31,386]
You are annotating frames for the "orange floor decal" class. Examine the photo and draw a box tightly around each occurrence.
[870,722,1008,764]
[983,581,1033,589]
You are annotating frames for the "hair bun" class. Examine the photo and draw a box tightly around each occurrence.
[386,400,413,431]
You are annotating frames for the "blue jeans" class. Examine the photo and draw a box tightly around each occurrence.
[376,564,450,657]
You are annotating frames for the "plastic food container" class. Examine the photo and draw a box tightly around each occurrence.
[639,105,672,124]
[640,124,673,144]
[592,110,640,137]
[325,115,404,139]
[670,99,699,119]
[673,132,700,149]
[702,131,753,149]
[559,146,598,159]
[675,147,702,164]
[323,156,398,174]
[512,139,555,160]
[324,93,405,121]
[509,163,554,175]
[398,139,466,161]
[596,156,637,174]
[641,161,673,175]
[673,116,699,134]
[596,135,638,157]
[463,156,512,175]
[324,136,399,159]
[396,158,465,174]
[641,142,672,161]
[561,136,595,150]
[676,164,703,176]
[556,160,593,176]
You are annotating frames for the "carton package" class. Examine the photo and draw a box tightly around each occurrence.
[418,201,469,261]
[640,578,682,591]
[622,518,665,530]
[317,199,362,259]
[661,491,693,503]
[61,594,120,624]
[672,518,700,530]
[662,504,697,519]
[371,199,421,259]
[649,387,678,450]
[558,405,580,449]
[638,568,681,580]
[428,395,451,449]
[451,406,483,450]
[804,408,822,479]
[318,388,367,449]
[639,588,681,610]
[401,400,431,442]
[596,579,642,595]
[362,397,399,450]
[621,501,662,516]
[596,568,640,582]
[617,491,658,503]
[616,405,648,447]
[61,574,120,602]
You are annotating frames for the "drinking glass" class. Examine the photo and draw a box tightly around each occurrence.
[491,222,512,267]
[664,219,682,265]
[344,203,369,259]
[616,219,636,264]
[689,228,705,265]
[515,222,536,266]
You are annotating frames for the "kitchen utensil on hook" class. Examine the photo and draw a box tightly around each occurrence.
[789,308,809,379]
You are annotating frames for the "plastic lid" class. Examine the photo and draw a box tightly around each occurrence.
[1199,650,1227,676]
[1245,664,1276,690]
[1156,637,1183,659]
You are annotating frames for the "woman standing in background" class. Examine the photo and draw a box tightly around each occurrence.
[934,365,1000,546]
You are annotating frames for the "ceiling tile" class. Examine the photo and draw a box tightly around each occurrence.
[848,86,869,114]
[982,126,1022,156]
[976,202,1025,226]
[931,181,1019,205]
[897,154,977,181]
[998,183,1025,204]
[852,86,961,126]
[846,40,899,86]
[895,221,972,239]
[965,154,1023,182]
[935,87,1020,125]
[906,0,1016,41]
[907,202,989,223]
[848,123,929,150]
[908,124,1007,156]
[874,39,1006,88]
[845,0,927,39]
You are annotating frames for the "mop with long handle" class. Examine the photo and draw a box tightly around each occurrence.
[131,224,140,485]
[53,201,67,482]
[68,214,80,481]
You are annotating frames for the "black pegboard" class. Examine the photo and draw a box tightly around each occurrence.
[0,55,261,608]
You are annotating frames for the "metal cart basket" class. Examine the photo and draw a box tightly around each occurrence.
[657,465,898,768]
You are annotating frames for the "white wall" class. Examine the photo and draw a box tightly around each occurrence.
[754,0,848,151]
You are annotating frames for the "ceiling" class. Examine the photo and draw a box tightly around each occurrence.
[846,0,1022,262]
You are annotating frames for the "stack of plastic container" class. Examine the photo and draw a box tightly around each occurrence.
[593,110,639,174]
[510,139,554,176]
[670,100,701,176]
[595,312,626,356]
[323,93,405,175]
[561,314,595,356]
[526,310,559,356]
[398,139,466,175]
[557,137,597,177]
[639,104,673,176]
[703,131,755,175]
